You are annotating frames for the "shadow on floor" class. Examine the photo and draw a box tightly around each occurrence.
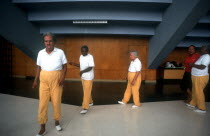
[1,78,209,105]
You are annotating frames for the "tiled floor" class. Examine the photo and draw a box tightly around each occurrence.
[0,94,210,136]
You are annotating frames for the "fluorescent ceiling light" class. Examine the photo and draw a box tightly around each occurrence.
[73,21,108,24]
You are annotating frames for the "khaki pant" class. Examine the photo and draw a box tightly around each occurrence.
[38,70,63,124]
[190,75,209,111]
[122,72,141,106]
[82,79,93,109]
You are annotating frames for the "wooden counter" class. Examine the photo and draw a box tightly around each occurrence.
[159,67,185,80]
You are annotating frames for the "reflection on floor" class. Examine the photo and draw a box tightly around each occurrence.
[1,78,210,106]
[0,94,210,136]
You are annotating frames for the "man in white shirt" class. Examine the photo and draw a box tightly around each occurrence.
[32,32,67,136]
[186,46,210,113]
[118,51,142,108]
[69,45,95,114]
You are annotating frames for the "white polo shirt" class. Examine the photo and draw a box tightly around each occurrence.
[37,47,67,71]
[191,54,210,76]
[79,54,95,80]
[128,58,142,72]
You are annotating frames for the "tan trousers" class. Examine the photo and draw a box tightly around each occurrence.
[190,75,209,111]
[82,79,93,110]
[38,70,63,124]
[122,72,141,106]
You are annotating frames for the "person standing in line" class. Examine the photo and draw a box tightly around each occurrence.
[186,45,210,113]
[32,32,67,136]
[118,51,142,108]
[180,45,200,103]
[69,45,94,114]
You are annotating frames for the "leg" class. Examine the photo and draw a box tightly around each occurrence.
[89,95,93,104]
[186,88,192,103]
[51,87,62,122]
[50,71,63,122]
[180,72,188,101]
[38,71,50,134]
[122,73,132,104]
[196,76,209,111]
[38,89,50,124]
[187,73,193,103]
[190,76,196,106]
[82,80,93,110]
[38,124,46,135]
[131,73,141,106]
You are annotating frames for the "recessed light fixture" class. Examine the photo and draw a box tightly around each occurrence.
[73,20,108,24]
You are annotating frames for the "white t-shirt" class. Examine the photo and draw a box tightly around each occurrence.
[128,58,142,72]
[79,54,95,80]
[191,54,210,76]
[37,47,67,71]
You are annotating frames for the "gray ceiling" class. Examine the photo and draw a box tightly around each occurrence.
[13,0,168,36]
[0,0,210,68]
[12,0,210,47]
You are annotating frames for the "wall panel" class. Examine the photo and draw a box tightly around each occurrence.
[56,35,150,80]
[11,36,189,81]
[12,45,37,77]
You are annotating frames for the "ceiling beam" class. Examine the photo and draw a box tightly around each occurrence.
[0,0,43,60]
[28,9,162,22]
[198,12,210,23]
[13,0,172,4]
[39,24,155,36]
[177,37,210,47]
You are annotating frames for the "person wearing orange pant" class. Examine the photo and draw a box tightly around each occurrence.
[186,45,210,113]
[69,45,95,114]
[32,32,67,136]
[118,51,142,108]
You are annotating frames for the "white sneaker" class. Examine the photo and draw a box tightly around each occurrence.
[55,125,62,131]
[80,109,88,114]
[132,105,139,108]
[194,109,206,113]
[118,101,125,105]
[89,103,93,106]
[36,131,46,136]
[186,103,195,108]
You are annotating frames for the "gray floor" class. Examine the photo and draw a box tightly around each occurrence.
[0,94,210,136]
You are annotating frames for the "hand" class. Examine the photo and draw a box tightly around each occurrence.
[80,71,83,77]
[125,77,128,82]
[69,62,74,65]
[58,79,64,86]
[32,81,37,89]
[189,63,194,67]
[131,80,135,85]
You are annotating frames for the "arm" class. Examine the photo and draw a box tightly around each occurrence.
[189,54,209,70]
[191,63,206,70]
[69,62,80,67]
[131,71,140,85]
[59,64,67,86]
[80,67,93,77]
[32,66,41,88]
[209,64,210,73]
